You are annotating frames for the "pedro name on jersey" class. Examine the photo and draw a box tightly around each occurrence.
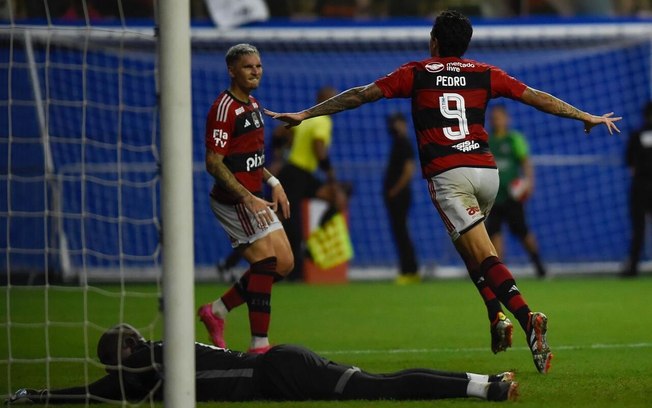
[375,57,527,178]
[205,91,265,204]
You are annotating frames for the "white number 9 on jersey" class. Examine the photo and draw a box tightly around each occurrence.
[439,92,470,140]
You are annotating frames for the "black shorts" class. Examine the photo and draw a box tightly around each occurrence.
[258,345,352,401]
[485,198,529,239]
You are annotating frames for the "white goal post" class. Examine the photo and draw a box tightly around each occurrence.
[158,0,195,406]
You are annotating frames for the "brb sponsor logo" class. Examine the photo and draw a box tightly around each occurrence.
[246,152,265,171]
[212,129,228,148]
[466,205,480,216]
[451,140,480,152]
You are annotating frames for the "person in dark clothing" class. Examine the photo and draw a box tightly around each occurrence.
[624,101,652,277]
[6,324,518,404]
[384,113,420,284]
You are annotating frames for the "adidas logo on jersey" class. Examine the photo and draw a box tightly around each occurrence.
[508,284,519,293]
[451,140,480,152]
[244,119,251,128]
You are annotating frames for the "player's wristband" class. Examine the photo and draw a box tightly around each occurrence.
[267,176,280,188]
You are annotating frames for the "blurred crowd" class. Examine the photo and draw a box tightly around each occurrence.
[3,0,651,21]
[271,0,652,18]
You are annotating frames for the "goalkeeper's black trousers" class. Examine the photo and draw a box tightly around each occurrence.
[259,345,470,401]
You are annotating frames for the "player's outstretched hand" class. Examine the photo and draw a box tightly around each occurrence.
[5,388,46,404]
[584,112,622,135]
[263,109,307,128]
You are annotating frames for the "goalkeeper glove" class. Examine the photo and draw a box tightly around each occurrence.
[5,388,47,405]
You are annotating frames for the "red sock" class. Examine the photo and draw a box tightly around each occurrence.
[481,256,531,331]
[246,257,277,337]
[220,270,250,311]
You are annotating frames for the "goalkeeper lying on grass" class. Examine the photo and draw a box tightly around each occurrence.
[6,323,518,404]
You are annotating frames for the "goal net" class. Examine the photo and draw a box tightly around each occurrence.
[1,10,163,407]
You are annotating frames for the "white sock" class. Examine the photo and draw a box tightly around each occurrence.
[466,381,489,399]
[211,299,228,319]
[250,336,269,350]
[467,373,489,383]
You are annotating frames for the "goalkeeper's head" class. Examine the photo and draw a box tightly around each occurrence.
[97,323,146,370]
[430,10,473,58]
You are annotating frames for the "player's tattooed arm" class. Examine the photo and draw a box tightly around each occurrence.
[206,150,251,201]
[521,87,586,120]
[264,83,384,127]
[520,87,622,135]
[304,83,384,118]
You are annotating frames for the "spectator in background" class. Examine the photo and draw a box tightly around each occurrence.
[384,113,420,284]
[623,101,652,277]
[277,86,348,281]
[485,105,546,278]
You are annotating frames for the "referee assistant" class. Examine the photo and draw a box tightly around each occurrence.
[6,324,518,403]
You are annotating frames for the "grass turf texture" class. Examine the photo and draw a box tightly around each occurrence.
[1,276,651,407]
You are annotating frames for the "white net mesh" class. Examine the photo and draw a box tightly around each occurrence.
[1,4,162,405]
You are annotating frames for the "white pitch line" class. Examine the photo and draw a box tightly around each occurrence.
[316,342,652,356]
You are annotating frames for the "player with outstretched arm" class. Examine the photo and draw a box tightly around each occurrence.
[197,43,293,354]
[265,11,621,373]
[5,324,518,403]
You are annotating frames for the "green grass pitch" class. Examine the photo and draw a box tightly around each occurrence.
[1,276,651,407]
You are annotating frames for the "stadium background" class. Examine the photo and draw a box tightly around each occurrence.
[1,17,651,279]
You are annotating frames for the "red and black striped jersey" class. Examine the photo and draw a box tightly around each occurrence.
[205,90,266,204]
[375,57,527,178]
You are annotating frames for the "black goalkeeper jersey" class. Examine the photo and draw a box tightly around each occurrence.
[47,341,264,403]
[44,343,353,403]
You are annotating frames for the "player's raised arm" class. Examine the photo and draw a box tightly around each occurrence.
[264,82,384,127]
[519,86,622,135]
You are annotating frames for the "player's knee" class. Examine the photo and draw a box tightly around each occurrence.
[276,254,294,276]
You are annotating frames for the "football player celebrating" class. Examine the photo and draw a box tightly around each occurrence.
[265,11,621,373]
[198,43,293,354]
[6,324,518,403]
